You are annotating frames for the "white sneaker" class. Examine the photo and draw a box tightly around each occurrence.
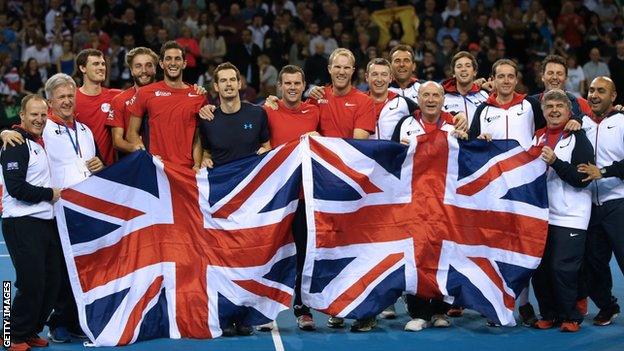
[255,321,274,331]
[431,314,451,328]
[380,305,396,319]
[404,318,429,331]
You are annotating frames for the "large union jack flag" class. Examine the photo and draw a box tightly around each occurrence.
[55,144,301,346]
[300,131,548,326]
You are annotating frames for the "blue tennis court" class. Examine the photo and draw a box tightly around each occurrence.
[2,233,623,351]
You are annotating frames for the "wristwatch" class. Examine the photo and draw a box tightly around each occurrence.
[600,167,606,175]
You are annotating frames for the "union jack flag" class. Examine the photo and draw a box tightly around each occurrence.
[300,131,548,326]
[55,145,301,346]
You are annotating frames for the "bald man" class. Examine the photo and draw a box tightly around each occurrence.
[578,77,624,326]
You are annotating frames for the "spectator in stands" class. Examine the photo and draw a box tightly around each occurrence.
[565,55,587,98]
[420,0,443,32]
[557,1,586,51]
[228,28,261,91]
[248,14,269,50]
[218,3,246,46]
[442,0,461,22]
[21,58,43,95]
[176,25,201,84]
[418,51,443,81]
[610,41,624,105]
[288,29,308,68]
[309,26,338,58]
[437,17,460,46]
[583,47,611,85]
[304,42,329,86]
[72,19,90,52]
[21,36,51,82]
[200,23,226,66]
[258,54,278,98]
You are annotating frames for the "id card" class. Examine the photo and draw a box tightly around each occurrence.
[75,158,91,177]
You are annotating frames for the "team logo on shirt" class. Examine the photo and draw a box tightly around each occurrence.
[485,114,502,123]
[444,103,460,111]
[6,162,18,170]
[345,102,356,107]
[317,99,329,104]
[155,90,172,97]
[243,123,253,129]
[101,103,111,113]
[126,95,137,106]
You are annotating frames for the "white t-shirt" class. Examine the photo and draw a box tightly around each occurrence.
[565,66,585,98]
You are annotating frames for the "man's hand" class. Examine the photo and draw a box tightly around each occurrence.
[615,104,623,111]
[257,146,270,155]
[132,142,145,151]
[308,85,325,100]
[578,162,602,182]
[199,104,217,120]
[452,130,468,140]
[304,131,320,137]
[480,78,494,92]
[453,113,468,131]
[51,188,62,202]
[540,146,557,165]
[85,157,104,173]
[264,95,279,110]
[193,84,207,95]
[564,119,581,132]
[0,130,24,147]
[201,156,214,169]
[477,133,493,141]
[400,138,411,145]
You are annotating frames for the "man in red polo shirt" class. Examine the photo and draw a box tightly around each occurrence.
[126,41,205,169]
[74,49,121,166]
[106,47,159,154]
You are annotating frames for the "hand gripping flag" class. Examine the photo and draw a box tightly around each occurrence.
[300,131,549,326]
[55,144,302,346]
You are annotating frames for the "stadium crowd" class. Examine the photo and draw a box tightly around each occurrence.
[1,0,624,350]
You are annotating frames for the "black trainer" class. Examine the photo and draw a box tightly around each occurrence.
[593,303,620,326]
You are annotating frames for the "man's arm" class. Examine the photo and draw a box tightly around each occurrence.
[111,127,141,153]
[1,143,55,203]
[126,116,144,149]
[353,128,370,139]
[192,128,203,170]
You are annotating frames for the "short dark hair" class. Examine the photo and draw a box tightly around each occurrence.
[75,49,103,78]
[20,94,47,113]
[451,51,478,73]
[159,40,185,60]
[389,44,414,62]
[541,54,568,77]
[366,58,391,73]
[491,58,518,77]
[213,62,241,82]
[541,89,572,110]
[278,65,305,84]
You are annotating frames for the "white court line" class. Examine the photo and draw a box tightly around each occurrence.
[0,254,9,257]
[0,241,4,244]
[271,321,285,351]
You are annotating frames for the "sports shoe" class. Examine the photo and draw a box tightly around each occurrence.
[48,327,71,343]
[327,316,345,328]
[446,306,464,317]
[404,318,429,331]
[236,324,254,336]
[296,315,316,331]
[519,303,538,327]
[576,298,588,316]
[486,319,501,327]
[68,326,88,339]
[255,322,274,331]
[380,305,396,319]
[593,303,620,326]
[221,323,236,337]
[431,314,451,328]
[560,321,581,332]
[7,342,31,351]
[350,317,377,332]
[25,335,48,347]
[533,319,554,329]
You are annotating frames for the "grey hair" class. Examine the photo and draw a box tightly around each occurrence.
[419,80,444,95]
[541,89,571,110]
[44,73,76,99]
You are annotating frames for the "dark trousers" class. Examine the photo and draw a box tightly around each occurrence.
[586,198,624,309]
[47,261,80,330]
[532,224,586,322]
[292,201,312,317]
[404,294,448,320]
[2,217,62,342]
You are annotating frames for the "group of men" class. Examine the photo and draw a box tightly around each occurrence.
[2,38,624,350]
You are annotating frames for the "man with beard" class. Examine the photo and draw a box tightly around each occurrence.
[106,47,158,154]
[127,41,206,169]
[578,77,624,327]
[74,49,121,166]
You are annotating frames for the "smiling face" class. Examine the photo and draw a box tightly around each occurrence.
[366,63,392,97]
[48,84,76,121]
[588,77,617,117]
[20,98,48,136]
[214,68,241,101]
[418,82,444,120]
[493,64,517,98]
[543,98,571,129]
[130,54,157,87]
[328,54,355,91]
[391,49,415,84]
[80,54,106,84]
[279,72,304,106]
[453,56,476,86]
[541,62,567,92]
[159,48,186,81]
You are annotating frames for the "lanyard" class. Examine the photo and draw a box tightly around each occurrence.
[64,123,82,157]
[416,117,443,131]
[543,131,564,149]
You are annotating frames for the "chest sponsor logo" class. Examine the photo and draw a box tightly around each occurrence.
[345,102,357,107]
[188,92,200,97]
[485,114,502,123]
[125,95,137,106]
[444,103,460,111]
[155,90,172,97]
[101,103,111,113]
[317,99,328,104]
[243,123,253,130]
